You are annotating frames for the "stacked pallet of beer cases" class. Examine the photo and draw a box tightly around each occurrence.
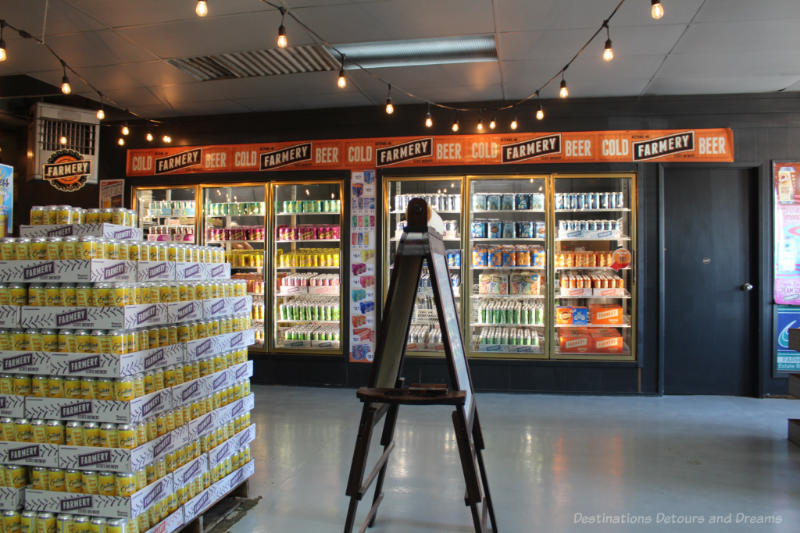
[0,216,256,533]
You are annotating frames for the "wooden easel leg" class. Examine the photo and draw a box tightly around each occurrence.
[367,403,398,527]
[451,410,488,533]
[472,413,498,532]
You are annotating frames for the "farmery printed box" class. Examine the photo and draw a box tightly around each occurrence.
[143,507,184,533]
[137,261,176,282]
[0,260,137,283]
[558,328,592,353]
[0,394,26,418]
[209,460,254,503]
[171,375,212,408]
[203,263,230,281]
[49,342,184,378]
[590,328,624,353]
[58,443,153,473]
[588,304,624,325]
[0,351,50,374]
[173,453,207,490]
[207,425,256,468]
[19,224,143,241]
[24,474,173,519]
[0,486,24,511]
[0,442,60,467]
[0,306,19,328]
[168,300,204,323]
[24,389,172,424]
[20,304,169,330]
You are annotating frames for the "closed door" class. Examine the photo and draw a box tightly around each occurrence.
[664,167,757,395]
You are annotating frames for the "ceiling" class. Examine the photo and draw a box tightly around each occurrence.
[1,0,800,118]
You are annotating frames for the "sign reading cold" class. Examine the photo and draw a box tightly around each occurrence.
[126,128,734,176]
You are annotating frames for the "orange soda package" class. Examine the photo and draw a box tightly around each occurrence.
[590,328,624,353]
[555,306,573,325]
[588,304,623,325]
[558,328,591,353]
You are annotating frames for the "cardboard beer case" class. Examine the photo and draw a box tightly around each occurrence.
[0,306,19,328]
[0,486,24,510]
[144,508,184,533]
[0,260,137,283]
[20,304,169,330]
[0,441,60,467]
[207,425,256,469]
[184,330,255,361]
[25,389,172,424]
[49,343,184,378]
[58,443,153,474]
[0,394,26,418]
[137,261,177,282]
[0,351,50,374]
[168,300,204,324]
[19,224,143,241]
[209,460,254,503]
[172,454,208,491]
[24,474,174,519]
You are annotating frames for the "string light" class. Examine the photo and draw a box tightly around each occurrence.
[60,61,71,95]
[162,135,172,143]
[476,119,484,132]
[559,73,569,98]
[121,124,130,136]
[59,136,67,145]
[384,85,394,115]
[651,0,664,20]
[510,118,518,130]
[424,104,433,128]
[451,117,460,132]
[489,117,496,130]
[0,21,7,62]
[336,55,346,88]
[276,7,288,48]
[96,106,105,120]
[602,22,614,61]
[146,132,154,142]
[195,0,208,17]
[536,104,544,121]
[117,138,125,146]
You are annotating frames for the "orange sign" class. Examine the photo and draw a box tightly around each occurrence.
[126,128,734,176]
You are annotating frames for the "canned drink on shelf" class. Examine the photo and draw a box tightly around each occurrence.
[65,421,84,446]
[95,378,114,401]
[98,471,115,496]
[82,471,98,495]
[46,420,64,445]
[83,422,102,447]
[80,377,95,400]
[66,469,83,494]
[10,283,27,306]
[60,283,77,307]
[32,419,47,443]
[48,468,66,492]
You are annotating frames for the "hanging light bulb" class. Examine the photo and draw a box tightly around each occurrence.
[384,84,394,115]
[0,21,7,62]
[489,117,496,130]
[559,75,569,98]
[59,136,67,145]
[276,7,288,48]
[336,54,346,88]
[651,0,664,20]
[510,118,518,130]
[476,120,484,132]
[162,135,172,143]
[117,138,125,146]
[451,119,460,133]
[195,0,208,17]
[536,104,544,121]
[96,107,105,120]
[424,104,433,128]
[146,132,154,142]
[602,22,614,62]
[121,125,130,136]
[60,62,72,95]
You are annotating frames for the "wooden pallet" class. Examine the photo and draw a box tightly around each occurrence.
[179,479,251,533]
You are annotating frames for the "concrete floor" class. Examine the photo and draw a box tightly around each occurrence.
[232,385,800,533]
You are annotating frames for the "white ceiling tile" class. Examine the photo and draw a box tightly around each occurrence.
[646,75,800,95]
[0,0,105,37]
[673,20,800,54]
[695,0,800,23]
[64,0,266,28]
[658,50,800,79]
[358,0,494,39]
[288,4,391,44]
[114,61,199,88]
[0,38,64,74]
[44,30,157,68]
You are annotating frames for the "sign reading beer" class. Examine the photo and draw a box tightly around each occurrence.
[43,149,91,192]
[126,128,734,176]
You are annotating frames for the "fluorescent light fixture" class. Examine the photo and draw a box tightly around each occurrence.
[329,35,497,69]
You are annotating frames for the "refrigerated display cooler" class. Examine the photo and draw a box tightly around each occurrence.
[270,180,344,354]
[133,185,198,243]
[384,177,464,355]
[202,184,268,349]
[383,173,637,362]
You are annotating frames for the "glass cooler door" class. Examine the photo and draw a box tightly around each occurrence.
[134,186,198,243]
[466,176,548,358]
[271,181,343,354]
[202,184,267,349]
[385,177,464,355]
[551,174,636,361]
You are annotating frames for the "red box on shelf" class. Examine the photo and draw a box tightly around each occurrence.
[558,328,592,353]
[590,328,624,353]
[588,304,623,325]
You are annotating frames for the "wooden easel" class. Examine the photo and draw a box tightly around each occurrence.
[343,198,498,533]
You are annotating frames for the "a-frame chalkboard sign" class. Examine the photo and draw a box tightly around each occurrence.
[343,198,498,533]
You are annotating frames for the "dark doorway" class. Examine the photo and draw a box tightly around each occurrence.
[663,167,758,395]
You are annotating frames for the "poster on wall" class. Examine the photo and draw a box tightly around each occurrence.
[773,162,800,304]
[350,170,376,363]
[0,164,13,236]
[99,179,125,208]
[775,306,800,373]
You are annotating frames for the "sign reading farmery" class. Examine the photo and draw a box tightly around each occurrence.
[43,149,92,191]
[126,129,734,176]
[774,162,800,304]
[350,170,376,363]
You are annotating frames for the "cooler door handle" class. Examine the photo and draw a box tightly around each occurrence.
[741,282,754,291]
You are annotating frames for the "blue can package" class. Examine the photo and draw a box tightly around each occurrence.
[501,194,515,210]
[360,301,375,314]
[488,220,503,238]
[486,194,501,211]
[515,193,531,210]
[572,306,588,325]
[516,221,534,238]
[535,221,546,239]
[501,222,515,238]
[472,194,488,211]
[471,221,487,238]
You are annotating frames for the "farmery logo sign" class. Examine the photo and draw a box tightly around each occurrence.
[43,149,91,192]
